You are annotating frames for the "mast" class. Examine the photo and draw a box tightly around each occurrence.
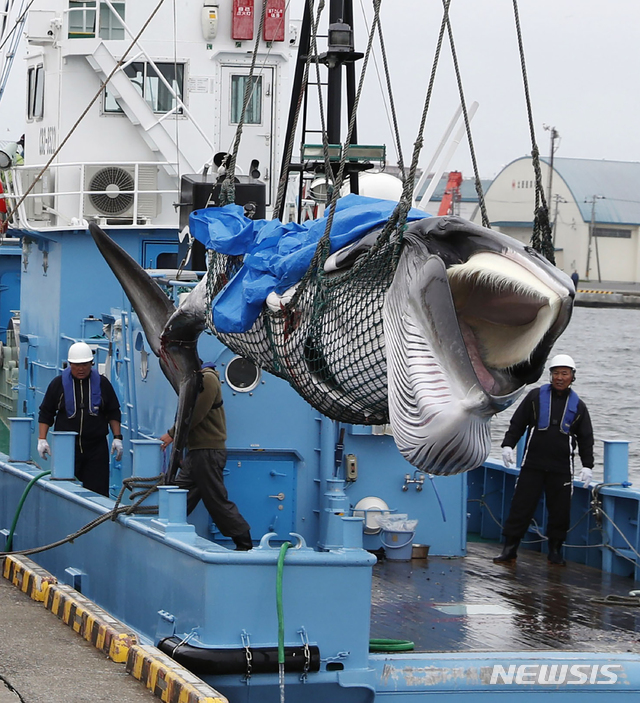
[277,0,363,220]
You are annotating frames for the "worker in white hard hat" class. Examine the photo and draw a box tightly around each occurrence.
[37,342,122,497]
[493,353,594,567]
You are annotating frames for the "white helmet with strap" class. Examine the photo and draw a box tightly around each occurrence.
[68,342,94,364]
[548,353,576,371]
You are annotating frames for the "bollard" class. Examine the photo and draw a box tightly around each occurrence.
[341,516,364,550]
[603,440,629,485]
[50,431,77,480]
[130,440,163,508]
[157,485,173,520]
[149,487,195,539]
[166,488,188,524]
[318,478,349,550]
[131,439,163,478]
[9,417,33,462]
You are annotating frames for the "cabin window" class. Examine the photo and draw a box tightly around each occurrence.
[230,75,262,124]
[68,1,124,40]
[99,2,125,40]
[27,65,45,120]
[68,1,96,37]
[104,61,184,115]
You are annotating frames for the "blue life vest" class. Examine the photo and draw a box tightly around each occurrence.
[62,367,102,418]
[537,383,579,435]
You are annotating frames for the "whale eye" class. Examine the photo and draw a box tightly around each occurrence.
[432,221,452,238]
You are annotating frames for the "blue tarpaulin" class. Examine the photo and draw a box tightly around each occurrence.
[190,194,428,333]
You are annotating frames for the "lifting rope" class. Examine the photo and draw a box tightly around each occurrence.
[203,0,560,425]
[369,7,406,181]
[511,0,555,264]
[219,0,269,208]
[204,1,459,425]
[442,0,489,228]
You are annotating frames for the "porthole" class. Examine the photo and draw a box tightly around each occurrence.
[225,356,260,392]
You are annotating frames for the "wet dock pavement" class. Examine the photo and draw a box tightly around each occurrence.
[0,577,155,703]
[371,540,640,653]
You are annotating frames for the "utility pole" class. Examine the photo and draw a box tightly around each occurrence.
[585,195,604,281]
[551,193,566,246]
[543,124,560,206]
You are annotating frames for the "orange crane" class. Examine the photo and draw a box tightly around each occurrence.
[438,171,463,216]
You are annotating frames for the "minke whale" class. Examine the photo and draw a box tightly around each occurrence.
[90,213,574,476]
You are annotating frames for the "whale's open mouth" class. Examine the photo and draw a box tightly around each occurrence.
[385,230,573,474]
[447,252,561,397]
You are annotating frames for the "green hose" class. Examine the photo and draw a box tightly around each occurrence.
[369,638,415,652]
[5,470,51,552]
[276,541,292,665]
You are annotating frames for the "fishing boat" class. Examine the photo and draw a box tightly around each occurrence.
[1,2,640,701]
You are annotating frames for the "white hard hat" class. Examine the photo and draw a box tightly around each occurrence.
[548,353,576,371]
[68,342,94,364]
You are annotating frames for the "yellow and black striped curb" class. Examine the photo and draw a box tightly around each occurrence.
[127,644,227,703]
[3,554,57,601]
[2,555,228,703]
[577,289,616,294]
[44,582,139,663]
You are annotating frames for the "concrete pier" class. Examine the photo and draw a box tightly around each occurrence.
[0,576,154,703]
[575,281,640,308]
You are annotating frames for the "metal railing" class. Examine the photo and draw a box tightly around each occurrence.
[1,160,179,230]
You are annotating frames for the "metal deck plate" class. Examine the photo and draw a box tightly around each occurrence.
[371,540,640,653]
[432,604,514,615]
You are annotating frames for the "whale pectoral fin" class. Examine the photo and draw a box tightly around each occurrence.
[165,372,202,484]
[89,222,175,358]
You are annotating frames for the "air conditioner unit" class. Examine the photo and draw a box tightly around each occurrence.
[21,168,54,222]
[83,165,159,220]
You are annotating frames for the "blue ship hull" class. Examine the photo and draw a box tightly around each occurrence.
[1,223,640,700]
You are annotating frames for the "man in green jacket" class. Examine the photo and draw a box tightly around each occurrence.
[160,364,252,550]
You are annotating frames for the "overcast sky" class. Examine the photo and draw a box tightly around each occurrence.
[2,1,637,182]
[293,0,640,179]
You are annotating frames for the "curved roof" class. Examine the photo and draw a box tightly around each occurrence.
[540,157,640,226]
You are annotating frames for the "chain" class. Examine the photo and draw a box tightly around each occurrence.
[299,628,311,682]
[241,630,253,681]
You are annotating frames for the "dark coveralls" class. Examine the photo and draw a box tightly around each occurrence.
[501,385,594,544]
[38,374,121,496]
[169,367,250,539]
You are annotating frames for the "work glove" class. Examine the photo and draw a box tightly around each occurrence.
[579,467,593,487]
[502,446,515,468]
[37,439,51,459]
[111,438,123,461]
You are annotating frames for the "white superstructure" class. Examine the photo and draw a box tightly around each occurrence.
[0,0,298,230]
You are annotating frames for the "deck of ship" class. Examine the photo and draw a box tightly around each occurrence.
[370,540,640,654]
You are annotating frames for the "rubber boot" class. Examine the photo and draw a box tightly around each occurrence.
[493,538,520,564]
[547,539,566,566]
[232,531,253,551]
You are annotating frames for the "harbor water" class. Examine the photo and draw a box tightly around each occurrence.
[490,305,640,483]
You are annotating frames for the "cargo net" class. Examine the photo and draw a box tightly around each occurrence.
[205,217,407,426]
